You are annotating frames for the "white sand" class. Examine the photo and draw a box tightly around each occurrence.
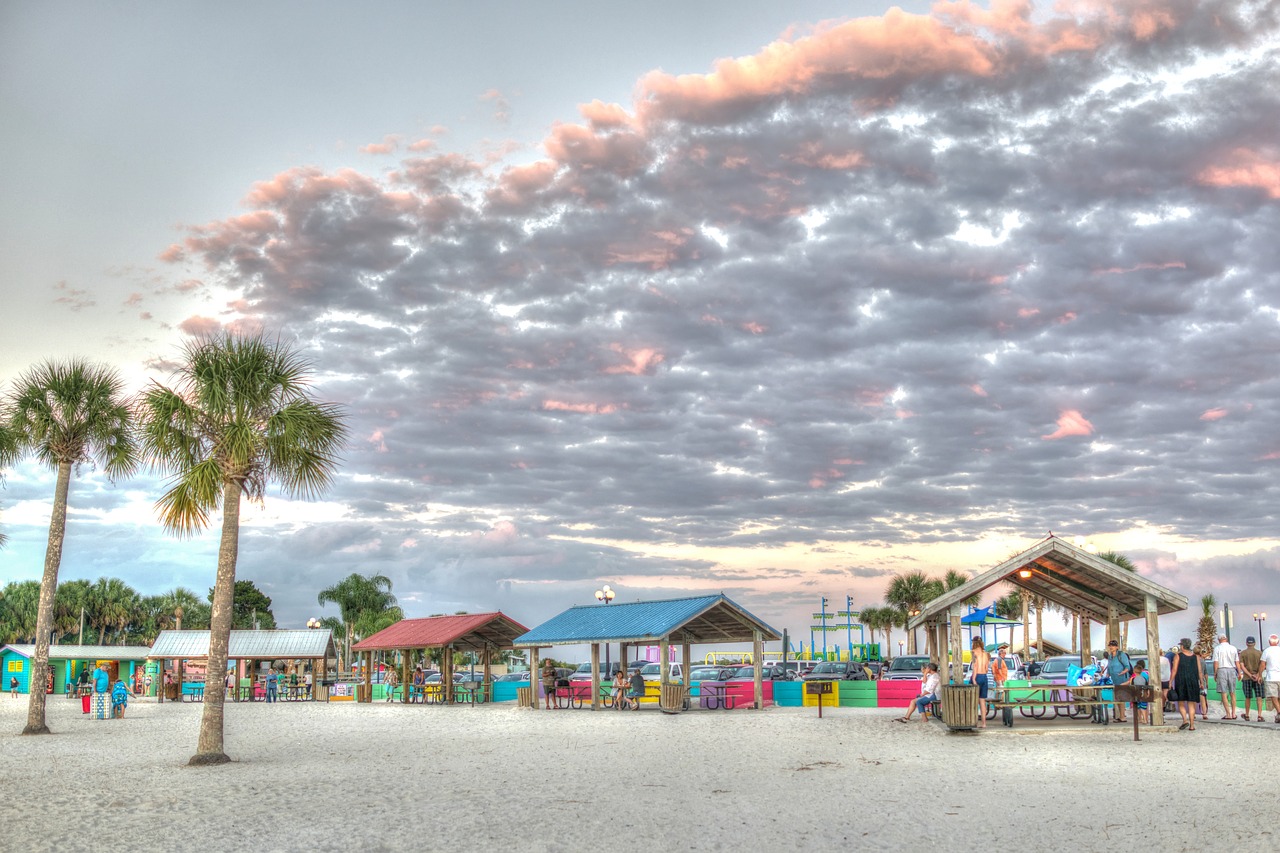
[1,694,1274,852]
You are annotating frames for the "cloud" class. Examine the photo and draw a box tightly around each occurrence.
[1042,410,1095,440]
[360,134,402,155]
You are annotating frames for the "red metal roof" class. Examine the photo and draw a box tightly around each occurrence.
[352,612,529,652]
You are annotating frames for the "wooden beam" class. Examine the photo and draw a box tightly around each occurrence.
[530,647,540,710]
[1080,617,1092,666]
[752,631,763,710]
[1144,594,1163,727]
[682,642,692,707]
[590,643,600,711]
[949,605,964,685]
[659,638,670,686]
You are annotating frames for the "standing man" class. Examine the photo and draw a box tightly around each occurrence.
[970,638,991,729]
[93,663,110,720]
[1238,637,1264,721]
[265,667,278,703]
[1261,634,1280,724]
[1211,634,1240,720]
[1106,640,1132,722]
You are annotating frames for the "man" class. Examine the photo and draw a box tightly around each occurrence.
[1238,637,1264,721]
[265,667,278,703]
[1106,640,1132,722]
[1261,634,1280,724]
[993,643,1013,727]
[896,662,941,724]
[970,638,991,728]
[93,663,110,720]
[1211,635,1240,720]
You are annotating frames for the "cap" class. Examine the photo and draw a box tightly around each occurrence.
[1246,637,1256,644]
[1107,639,1118,646]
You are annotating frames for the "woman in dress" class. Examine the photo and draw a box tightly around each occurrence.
[1168,637,1204,730]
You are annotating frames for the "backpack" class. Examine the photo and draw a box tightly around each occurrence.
[1118,651,1132,677]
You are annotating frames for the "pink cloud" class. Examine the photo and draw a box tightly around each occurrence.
[1092,261,1187,276]
[178,315,222,336]
[1042,409,1095,440]
[1200,408,1228,421]
[158,244,185,263]
[970,384,988,397]
[368,429,388,452]
[124,292,143,307]
[579,99,633,130]
[360,134,402,155]
[543,400,620,415]
[603,344,665,375]
[406,138,437,153]
[480,88,512,123]
[1197,148,1280,198]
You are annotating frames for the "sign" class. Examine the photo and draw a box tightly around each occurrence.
[329,682,354,697]
[805,680,833,695]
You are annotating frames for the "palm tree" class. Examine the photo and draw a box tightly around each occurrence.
[317,572,398,672]
[87,577,138,643]
[53,578,92,642]
[0,418,18,549]
[886,572,936,655]
[8,359,136,735]
[1097,551,1137,648]
[139,333,347,766]
[1195,594,1217,656]
[0,581,42,643]
[857,606,886,658]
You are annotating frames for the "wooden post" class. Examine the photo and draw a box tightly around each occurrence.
[1144,594,1163,727]
[1080,617,1092,666]
[590,643,600,711]
[949,606,964,685]
[659,639,670,687]
[1107,605,1120,648]
[682,641,692,709]
[530,648,540,710]
[1021,595,1030,661]
[364,651,372,702]
[444,645,454,704]
[752,631,763,710]
[482,645,492,694]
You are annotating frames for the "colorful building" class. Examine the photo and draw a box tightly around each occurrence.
[1,644,152,695]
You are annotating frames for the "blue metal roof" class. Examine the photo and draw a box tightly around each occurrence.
[513,594,780,647]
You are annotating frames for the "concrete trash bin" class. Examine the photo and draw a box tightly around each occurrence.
[939,684,979,730]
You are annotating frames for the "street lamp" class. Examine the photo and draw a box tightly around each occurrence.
[595,585,615,674]
[1254,612,1268,644]
[307,618,321,629]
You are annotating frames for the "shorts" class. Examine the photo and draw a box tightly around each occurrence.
[1265,681,1280,700]
[1215,668,1237,695]
[973,674,989,699]
[1243,679,1264,699]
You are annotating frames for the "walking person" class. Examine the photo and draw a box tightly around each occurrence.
[1238,637,1264,721]
[384,667,399,702]
[970,638,990,728]
[541,659,558,711]
[1211,635,1240,720]
[1262,634,1280,724]
[1168,638,1203,731]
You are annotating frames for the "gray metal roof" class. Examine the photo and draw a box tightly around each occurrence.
[149,629,336,660]
[1,644,153,661]
[514,594,781,647]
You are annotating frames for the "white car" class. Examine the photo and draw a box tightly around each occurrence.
[638,662,683,683]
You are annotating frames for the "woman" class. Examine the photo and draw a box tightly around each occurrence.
[411,665,425,704]
[612,669,630,710]
[384,668,399,702]
[1168,638,1203,730]
[541,660,558,710]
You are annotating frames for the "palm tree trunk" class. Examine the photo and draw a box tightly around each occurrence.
[191,479,241,766]
[23,460,71,736]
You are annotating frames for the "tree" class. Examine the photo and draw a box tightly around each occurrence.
[86,577,138,644]
[209,579,277,629]
[317,572,398,671]
[0,581,41,643]
[139,333,346,766]
[8,359,136,735]
[886,571,938,655]
[53,579,92,643]
[0,418,17,549]
[1195,594,1217,657]
[1097,550,1137,647]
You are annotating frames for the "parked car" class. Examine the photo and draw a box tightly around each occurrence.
[761,664,798,681]
[494,671,529,682]
[1034,655,1078,683]
[880,655,933,681]
[688,665,736,682]
[802,661,870,681]
[568,662,623,682]
[638,662,684,683]
[766,660,815,680]
[626,660,654,674]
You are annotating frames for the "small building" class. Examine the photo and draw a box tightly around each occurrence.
[149,629,337,700]
[1,644,152,695]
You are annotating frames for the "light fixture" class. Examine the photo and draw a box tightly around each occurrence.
[1018,569,1033,579]
[595,584,615,604]
[307,618,321,629]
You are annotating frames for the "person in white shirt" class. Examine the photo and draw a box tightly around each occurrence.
[1211,635,1240,719]
[1261,634,1280,724]
[896,662,941,723]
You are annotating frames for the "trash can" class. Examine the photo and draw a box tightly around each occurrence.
[516,686,533,707]
[315,682,330,702]
[165,683,180,701]
[939,684,979,730]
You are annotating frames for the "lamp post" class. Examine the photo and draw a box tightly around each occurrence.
[1254,612,1267,644]
[595,585,615,673]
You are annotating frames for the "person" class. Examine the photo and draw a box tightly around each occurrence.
[77,666,90,697]
[970,638,990,728]
[1106,640,1132,722]
[110,679,130,718]
[1238,637,1264,721]
[1158,649,1172,709]
[1198,650,1211,721]
[1262,634,1280,724]
[896,662,941,724]
[627,668,646,709]
[265,667,278,703]
[93,663,110,720]
[303,669,313,698]
[612,669,631,710]
[992,644,1010,688]
[8,676,17,697]
[412,665,425,704]
[541,660,557,710]
[384,668,399,702]
[1128,660,1151,724]
[1168,638,1203,731]
[1211,635,1240,720]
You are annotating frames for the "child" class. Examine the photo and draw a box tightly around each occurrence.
[1128,661,1151,724]
[8,676,17,697]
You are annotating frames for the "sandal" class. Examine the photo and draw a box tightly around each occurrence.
[1178,722,1189,730]
[1242,715,1250,721]
[895,717,910,723]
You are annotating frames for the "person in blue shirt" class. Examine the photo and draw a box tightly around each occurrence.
[266,668,278,703]
[1106,640,1133,722]
[93,664,109,695]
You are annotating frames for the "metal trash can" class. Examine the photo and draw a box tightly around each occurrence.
[939,684,979,730]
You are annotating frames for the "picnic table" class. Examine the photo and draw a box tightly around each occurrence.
[990,682,1114,721]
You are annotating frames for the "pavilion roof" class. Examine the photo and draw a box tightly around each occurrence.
[149,629,336,660]
[2,644,152,661]
[514,594,781,647]
[909,535,1188,629]
[351,612,529,652]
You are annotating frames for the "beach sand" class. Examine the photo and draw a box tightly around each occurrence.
[1,694,1274,852]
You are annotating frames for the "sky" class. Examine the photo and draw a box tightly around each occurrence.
[3,0,1280,653]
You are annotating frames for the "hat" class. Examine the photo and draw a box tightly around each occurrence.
[997,642,1009,649]
[1247,637,1256,644]
[1107,639,1118,646]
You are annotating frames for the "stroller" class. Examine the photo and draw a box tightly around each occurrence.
[110,680,130,719]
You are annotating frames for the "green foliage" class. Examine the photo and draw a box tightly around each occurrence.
[0,581,41,643]
[209,579,277,629]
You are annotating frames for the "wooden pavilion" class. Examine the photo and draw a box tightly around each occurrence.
[149,629,336,701]
[908,534,1187,725]
[351,612,529,704]
[513,594,782,711]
